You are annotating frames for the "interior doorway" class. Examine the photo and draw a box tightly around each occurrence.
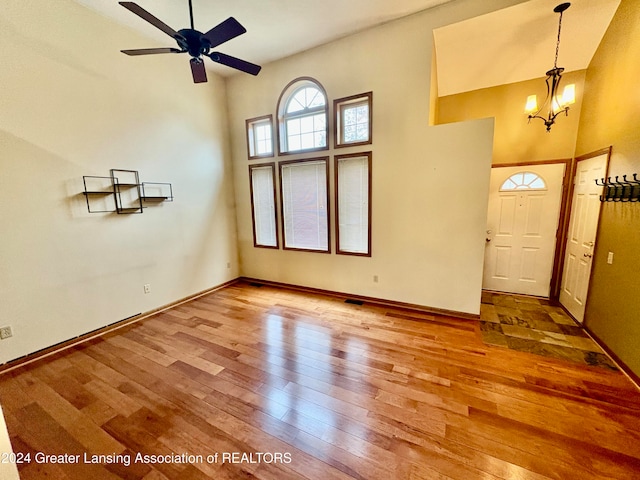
[483,162,567,297]
[558,149,610,322]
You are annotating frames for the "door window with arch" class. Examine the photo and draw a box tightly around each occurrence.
[500,172,547,191]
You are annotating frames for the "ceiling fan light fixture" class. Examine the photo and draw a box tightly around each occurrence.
[118,1,261,83]
[525,3,573,132]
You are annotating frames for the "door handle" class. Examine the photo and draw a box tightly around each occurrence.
[584,253,593,258]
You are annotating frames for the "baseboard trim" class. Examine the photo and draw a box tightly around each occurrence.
[0,276,480,375]
[0,278,240,376]
[527,299,639,390]
[584,326,640,391]
[239,277,480,321]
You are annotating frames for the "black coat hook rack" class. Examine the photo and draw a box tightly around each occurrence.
[595,173,640,202]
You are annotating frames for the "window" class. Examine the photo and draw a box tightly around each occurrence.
[246,115,274,159]
[334,92,372,148]
[500,172,547,191]
[277,78,328,154]
[249,163,278,248]
[335,153,372,256]
[279,158,330,252]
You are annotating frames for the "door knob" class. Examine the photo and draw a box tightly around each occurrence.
[584,253,593,258]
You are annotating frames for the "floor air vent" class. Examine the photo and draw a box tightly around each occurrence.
[249,282,264,287]
[345,299,363,305]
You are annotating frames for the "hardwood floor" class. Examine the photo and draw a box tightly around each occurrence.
[1,280,639,479]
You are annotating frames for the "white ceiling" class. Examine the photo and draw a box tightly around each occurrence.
[74,0,456,75]
[73,0,620,95]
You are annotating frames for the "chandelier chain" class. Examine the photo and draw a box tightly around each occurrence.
[554,10,564,68]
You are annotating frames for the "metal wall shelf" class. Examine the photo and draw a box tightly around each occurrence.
[82,170,172,214]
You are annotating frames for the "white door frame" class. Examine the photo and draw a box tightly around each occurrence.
[483,159,571,298]
[555,147,611,319]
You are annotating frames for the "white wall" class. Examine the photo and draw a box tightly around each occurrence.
[226,1,517,315]
[0,0,238,364]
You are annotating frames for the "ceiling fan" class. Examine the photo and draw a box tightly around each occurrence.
[119,0,261,83]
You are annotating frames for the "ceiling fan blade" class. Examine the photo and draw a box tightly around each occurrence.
[202,17,246,48]
[190,58,208,83]
[121,47,183,56]
[119,2,183,40]
[207,52,261,76]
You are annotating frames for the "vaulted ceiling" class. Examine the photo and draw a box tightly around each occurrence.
[434,0,620,96]
[73,0,620,96]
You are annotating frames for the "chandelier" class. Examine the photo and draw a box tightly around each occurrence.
[525,3,575,132]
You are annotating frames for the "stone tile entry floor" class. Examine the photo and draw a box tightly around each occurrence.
[479,291,617,370]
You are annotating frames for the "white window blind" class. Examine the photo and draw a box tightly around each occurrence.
[336,155,370,255]
[250,165,278,248]
[280,159,329,251]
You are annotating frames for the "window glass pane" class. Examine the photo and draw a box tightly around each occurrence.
[337,155,370,255]
[300,116,314,134]
[287,118,301,135]
[287,114,326,152]
[339,100,370,144]
[500,172,547,191]
[280,80,328,153]
[281,160,328,251]
[356,124,368,140]
[247,117,273,158]
[287,95,305,113]
[256,124,267,141]
[257,139,270,155]
[530,178,545,189]
[253,123,272,155]
[314,113,326,131]
[314,131,326,148]
[250,165,277,247]
[307,89,325,108]
[288,135,301,151]
[301,132,314,149]
[356,106,368,123]
[344,126,356,142]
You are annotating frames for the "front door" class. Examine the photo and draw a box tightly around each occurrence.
[483,163,565,297]
[559,153,607,322]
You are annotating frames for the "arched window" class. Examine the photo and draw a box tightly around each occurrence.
[500,172,547,191]
[277,78,328,154]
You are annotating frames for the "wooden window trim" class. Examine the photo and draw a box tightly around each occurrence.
[279,156,331,254]
[276,77,330,156]
[334,92,373,149]
[246,115,274,160]
[248,162,279,249]
[335,151,372,257]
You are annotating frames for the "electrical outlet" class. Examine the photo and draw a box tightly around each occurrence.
[373,275,379,283]
[144,284,151,294]
[0,326,13,340]
[227,262,231,269]
[607,252,614,264]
